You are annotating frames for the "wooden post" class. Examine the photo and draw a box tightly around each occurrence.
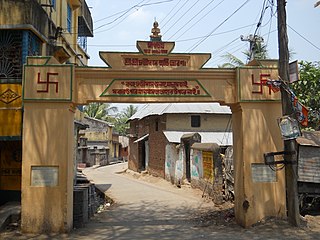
[277,0,300,226]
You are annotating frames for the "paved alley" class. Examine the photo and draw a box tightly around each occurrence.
[2,163,320,239]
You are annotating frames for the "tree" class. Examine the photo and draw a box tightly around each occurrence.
[83,103,118,120]
[112,105,139,135]
[291,61,320,130]
[220,39,269,68]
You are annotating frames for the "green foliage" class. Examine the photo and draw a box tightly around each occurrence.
[244,41,269,61]
[220,38,268,68]
[113,105,138,135]
[83,103,118,120]
[291,61,320,129]
[220,53,244,68]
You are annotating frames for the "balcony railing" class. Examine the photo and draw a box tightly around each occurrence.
[78,0,93,37]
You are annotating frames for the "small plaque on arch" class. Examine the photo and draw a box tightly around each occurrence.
[31,166,59,187]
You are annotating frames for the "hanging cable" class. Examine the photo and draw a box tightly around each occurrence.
[187,0,252,53]
[94,0,147,31]
[162,0,190,29]
[94,0,174,32]
[168,0,217,40]
[175,0,226,40]
[162,0,202,37]
[265,0,275,45]
[160,0,184,27]
[287,24,320,52]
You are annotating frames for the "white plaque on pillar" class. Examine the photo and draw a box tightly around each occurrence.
[251,163,276,182]
[31,166,59,187]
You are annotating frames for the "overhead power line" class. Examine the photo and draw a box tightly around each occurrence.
[160,0,184,26]
[176,23,257,43]
[94,0,174,32]
[168,0,217,40]
[174,0,226,40]
[162,0,202,37]
[288,24,320,52]
[187,0,252,52]
[94,0,147,31]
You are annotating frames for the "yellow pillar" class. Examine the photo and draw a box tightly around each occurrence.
[21,57,74,233]
[232,102,286,227]
[21,103,74,233]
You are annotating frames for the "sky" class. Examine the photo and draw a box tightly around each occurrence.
[84,0,319,111]
[85,0,320,68]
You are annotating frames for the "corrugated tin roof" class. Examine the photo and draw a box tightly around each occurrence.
[191,143,219,151]
[296,131,320,147]
[133,134,149,143]
[129,103,231,121]
[163,131,233,145]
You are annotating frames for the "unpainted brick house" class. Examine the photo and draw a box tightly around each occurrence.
[128,103,233,184]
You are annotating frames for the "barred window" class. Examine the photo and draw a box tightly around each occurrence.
[191,115,201,128]
[51,0,56,9]
[67,4,72,33]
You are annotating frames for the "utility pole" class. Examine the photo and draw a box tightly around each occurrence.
[277,0,300,226]
[240,34,264,62]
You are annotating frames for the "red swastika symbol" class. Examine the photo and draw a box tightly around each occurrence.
[37,72,59,93]
[251,74,272,95]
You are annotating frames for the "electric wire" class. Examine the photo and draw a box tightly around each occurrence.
[161,0,190,29]
[252,0,268,38]
[160,0,183,26]
[94,0,174,33]
[94,0,148,31]
[287,24,320,52]
[167,0,217,40]
[162,0,202,37]
[209,28,277,67]
[265,0,275,45]
[187,0,252,53]
[174,0,226,41]
[247,0,269,60]
[95,9,131,23]
[79,23,256,50]
[175,23,257,43]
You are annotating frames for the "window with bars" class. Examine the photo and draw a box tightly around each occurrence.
[0,30,41,83]
[67,4,72,33]
[191,115,201,128]
[77,36,87,52]
[51,0,56,9]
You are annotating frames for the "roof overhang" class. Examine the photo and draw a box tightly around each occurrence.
[163,131,233,145]
[134,134,149,143]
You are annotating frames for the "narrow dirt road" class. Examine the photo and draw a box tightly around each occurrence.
[73,163,320,240]
[2,163,320,239]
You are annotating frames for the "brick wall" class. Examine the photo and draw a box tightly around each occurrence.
[128,116,168,178]
[147,115,167,178]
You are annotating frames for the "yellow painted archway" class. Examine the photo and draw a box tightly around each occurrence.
[21,39,285,233]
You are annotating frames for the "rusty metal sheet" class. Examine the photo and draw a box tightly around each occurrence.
[296,131,320,147]
[298,145,320,183]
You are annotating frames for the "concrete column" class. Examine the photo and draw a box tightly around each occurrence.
[231,102,286,227]
[21,102,74,233]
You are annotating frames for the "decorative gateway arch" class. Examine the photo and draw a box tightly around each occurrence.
[22,32,286,233]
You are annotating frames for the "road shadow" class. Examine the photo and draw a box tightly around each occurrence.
[95,184,112,193]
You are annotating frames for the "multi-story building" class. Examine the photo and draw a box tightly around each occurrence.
[80,116,122,166]
[0,0,93,205]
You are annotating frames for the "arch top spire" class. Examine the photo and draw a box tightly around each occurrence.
[150,19,162,42]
